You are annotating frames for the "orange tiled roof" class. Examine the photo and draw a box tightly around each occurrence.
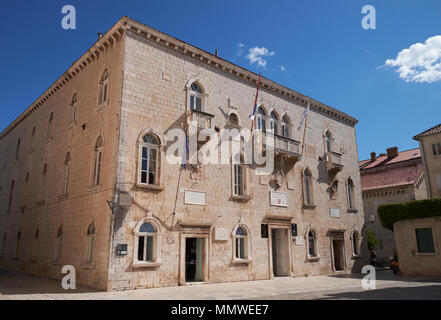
[361,163,424,191]
[359,148,421,170]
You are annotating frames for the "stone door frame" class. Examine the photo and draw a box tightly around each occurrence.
[178,220,212,285]
[266,214,294,279]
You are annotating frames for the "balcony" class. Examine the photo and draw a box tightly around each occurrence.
[262,132,302,159]
[325,151,343,176]
[186,109,214,131]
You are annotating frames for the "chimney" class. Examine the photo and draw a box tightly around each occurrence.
[98,32,103,40]
[386,146,399,159]
[370,152,376,162]
[215,49,218,57]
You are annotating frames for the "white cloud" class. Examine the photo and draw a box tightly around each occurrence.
[384,35,441,83]
[246,46,275,68]
[280,65,286,72]
[237,43,245,56]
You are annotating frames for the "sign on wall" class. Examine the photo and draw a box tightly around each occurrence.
[184,190,206,206]
[330,208,341,218]
[214,227,229,241]
[270,191,288,207]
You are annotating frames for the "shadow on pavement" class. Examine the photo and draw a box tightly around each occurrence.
[0,269,100,296]
[318,285,441,300]
[329,270,441,284]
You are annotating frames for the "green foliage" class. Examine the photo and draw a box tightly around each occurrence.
[378,198,441,231]
[365,228,381,251]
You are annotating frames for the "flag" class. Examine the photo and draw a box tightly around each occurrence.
[298,101,310,130]
[249,74,262,121]
[181,126,190,170]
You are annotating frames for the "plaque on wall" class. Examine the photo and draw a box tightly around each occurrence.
[295,237,304,246]
[261,224,268,238]
[214,227,229,241]
[270,191,288,207]
[116,244,127,256]
[330,208,341,218]
[184,190,206,206]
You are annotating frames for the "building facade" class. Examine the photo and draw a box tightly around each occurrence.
[359,147,428,262]
[394,216,441,277]
[0,17,364,291]
[414,123,441,199]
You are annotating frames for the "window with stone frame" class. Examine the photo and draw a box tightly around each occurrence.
[98,69,109,106]
[307,229,318,258]
[136,222,158,263]
[92,136,103,187]
[281,115,291,138]
[302,168,314,206]
[189,82,204,111]
[325,130,332,153]
[347,177,356,210]
[62,152,71,195]
[232,225,250,261]
[70,93,78,125]
[232,155,247,198]
[269,111,278,135]
[85,223,96,264]
[138,133,160,186]
[256,107,266,132]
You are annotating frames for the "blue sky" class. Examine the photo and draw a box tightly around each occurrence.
[1,0,440,160]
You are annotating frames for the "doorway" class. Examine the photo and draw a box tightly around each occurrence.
[185,238,204,282]
[332,239,345,271]
[272,229,288,277]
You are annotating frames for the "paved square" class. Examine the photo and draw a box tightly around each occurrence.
[1,268,441,300]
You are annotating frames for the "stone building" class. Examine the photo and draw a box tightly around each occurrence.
[0,17,364,291]
[394,216,441,277]
[359,147,428,262]
[414,123,441,199]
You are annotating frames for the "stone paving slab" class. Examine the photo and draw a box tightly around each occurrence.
[1,269,441,300]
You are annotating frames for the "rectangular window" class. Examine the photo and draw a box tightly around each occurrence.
[236,238,245,259]
[140,147,157,185]
[432,143,441,156]
[138,235,154,262]
[415,228,435,253]
[234,164,244,196]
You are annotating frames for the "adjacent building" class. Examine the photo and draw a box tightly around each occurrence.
[0,17,364,290]
[359,147,428,261]
[414,123,441,199]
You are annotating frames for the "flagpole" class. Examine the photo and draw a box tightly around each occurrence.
[301,99,310,154]
[250,73,262,132]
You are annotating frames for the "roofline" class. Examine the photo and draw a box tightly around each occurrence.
[0,17,127,139]
[358,147,421,164]
[413,123,441,140]
[1,16,358,139]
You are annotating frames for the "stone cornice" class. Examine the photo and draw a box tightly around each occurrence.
[0,20,126,140]
[123,17,358,127]
[1,16,358,140]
